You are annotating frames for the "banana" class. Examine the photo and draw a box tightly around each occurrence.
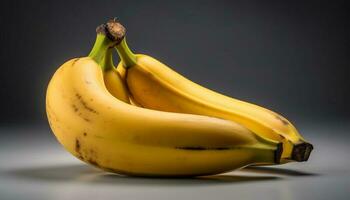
[102,48,130,103]
[46,21,283,177]
[112,20,313,163]
[92,24,130,104]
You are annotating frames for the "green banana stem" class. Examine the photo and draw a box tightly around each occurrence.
[115,37,137,68]
[90,19,135,68]
[89,20,126,71]
[100,48,115,71]
[88,34,115,70]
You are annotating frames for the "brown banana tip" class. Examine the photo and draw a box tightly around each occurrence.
[96,18,126,44]
[292,142,314,162]
[106,18,126,43]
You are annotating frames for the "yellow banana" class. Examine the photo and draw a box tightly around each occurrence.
[46,21,283,177]
[91,23,130,104]
[112,20,313,163]
[102,48,130,103]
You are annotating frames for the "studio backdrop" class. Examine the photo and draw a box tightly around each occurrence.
[0,0,348,126]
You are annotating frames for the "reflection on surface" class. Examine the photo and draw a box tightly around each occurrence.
[4,164,283,186]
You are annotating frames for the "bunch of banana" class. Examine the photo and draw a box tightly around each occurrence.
[46,19,312,177]
[111,20,313,163]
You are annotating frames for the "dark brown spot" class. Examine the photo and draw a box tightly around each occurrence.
[214,147,232,150]
[83,132,87,136]
[76,93,98,114]
[75,139,81,153]
[176,146,231,151]
[279,134,286,140]
[76,93,82,99]
[71,58,80,66]
[72,104,78,112]
[83,117,91,122]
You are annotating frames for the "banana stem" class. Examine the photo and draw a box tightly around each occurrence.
[88,34,114,69]
[100,48,115,71]
[243,142,282,164]
[254,148,279,165]
[115,37,137,68]
[88,20,127,71]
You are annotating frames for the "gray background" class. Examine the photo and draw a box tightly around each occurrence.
[0,0,349,199]
[0,0,349,125]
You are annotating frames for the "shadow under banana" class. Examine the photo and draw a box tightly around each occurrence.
[2,164,316,186]
[3,164,279,185]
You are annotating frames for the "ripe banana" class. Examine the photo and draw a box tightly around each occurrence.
[46,21,283,177]
[102,48,130,103]
[112,21,313,163]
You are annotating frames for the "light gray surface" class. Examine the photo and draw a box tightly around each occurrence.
[0,122,349,200]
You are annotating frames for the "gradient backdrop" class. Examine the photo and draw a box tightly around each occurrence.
[1,0,349,126]
[1,1,350,200]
